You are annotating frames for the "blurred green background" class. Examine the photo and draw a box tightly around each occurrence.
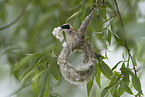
[0,0,145,97]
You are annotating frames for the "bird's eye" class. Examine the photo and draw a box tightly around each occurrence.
[61,24,70,29]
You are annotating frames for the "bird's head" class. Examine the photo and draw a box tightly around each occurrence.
[60,23,77,43]
[61,23,71,29]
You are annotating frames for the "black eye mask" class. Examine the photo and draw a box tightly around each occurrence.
[61,24,70,29]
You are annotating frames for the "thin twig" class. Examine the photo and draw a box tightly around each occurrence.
[102,11,119,24]
[0,0,31,31]
[78,0,104,33]
[113,0,137,75]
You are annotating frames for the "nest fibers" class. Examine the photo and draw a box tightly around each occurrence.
[57,35,96,84]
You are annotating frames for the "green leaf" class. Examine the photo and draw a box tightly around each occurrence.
[113,71,122,78]
[32,81,38,93]
[20,58,38,79]
[100,4,107,8]
[123,68,130,82]
[51,64,60,81]
[122,52,125,60]
[89,14,103,32]
[87,79,93,97]
[118,86,125,96]
[131,56,137,66]
[99,8,107,20]
[130,72,142,93]
[32,71,44,82]
[109,75,116,85]
[39,69,50,97]
[120,80,133,95]
[65,10,82,22]
[11,55,33,75]
[112,61,123,71]
[114,34,124,46]
[120,62,125,74]
[110,77,120,95]
[105,1,114,10]
[112,85,119,97]
[21,70,34,87]
[43,72,51,97]
[96,64,101,88]
[107,30,111,45]
[33,53,46,59]
[99,61,113,79]
[73,13,81,30]
[101,83,115,97]
[105,29,112,45]
[109,76,116,95]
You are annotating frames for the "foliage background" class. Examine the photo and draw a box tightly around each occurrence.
[0,0,145,97]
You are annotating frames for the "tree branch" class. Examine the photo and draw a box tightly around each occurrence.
[78,0,104,34]
[0,0,31,31]
[113,0,137,75]
[102,11,119,24]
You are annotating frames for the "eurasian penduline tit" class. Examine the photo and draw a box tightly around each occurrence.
[61,23,79,44]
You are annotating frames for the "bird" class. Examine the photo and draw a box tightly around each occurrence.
[61,24,79,44]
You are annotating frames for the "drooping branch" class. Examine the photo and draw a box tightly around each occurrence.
[0,0,31,31]
[113,0,137,75]
[78,0,104,34]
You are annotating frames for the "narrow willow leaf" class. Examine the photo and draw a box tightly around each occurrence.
[43,72,51,97]
[66,10,82,22]
[109,76,116,86]
[112,85,119,97]
[120,62,125,74]
[99,8,107,20]
[105,1,114,10]
[73,13,81,30]
[100,4,107,8]
[96,65,101,88]
[111,24,114,33]
[101,83,115,97]
[107,29,112,45]
[87,79,93,97]
[32,71,43,82]
[33,53,46,59]
[122,52,125,60]
[100,61,113,79]
[51,64,60,81]
[120,80,133,95]
[11,55,33,75]
[32,81,38,93]
[112,61,123,71]
[131,56,137,66]
[114,34,124,46]
[123,68,130,82]
[105,28,111,45]
[21,58,38,79]
[130,71,142,93]
[113,71,122,78]
[21,70,34,87]
[39,69,49,97]
[109,76,116,94]
[118,86,125,96]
